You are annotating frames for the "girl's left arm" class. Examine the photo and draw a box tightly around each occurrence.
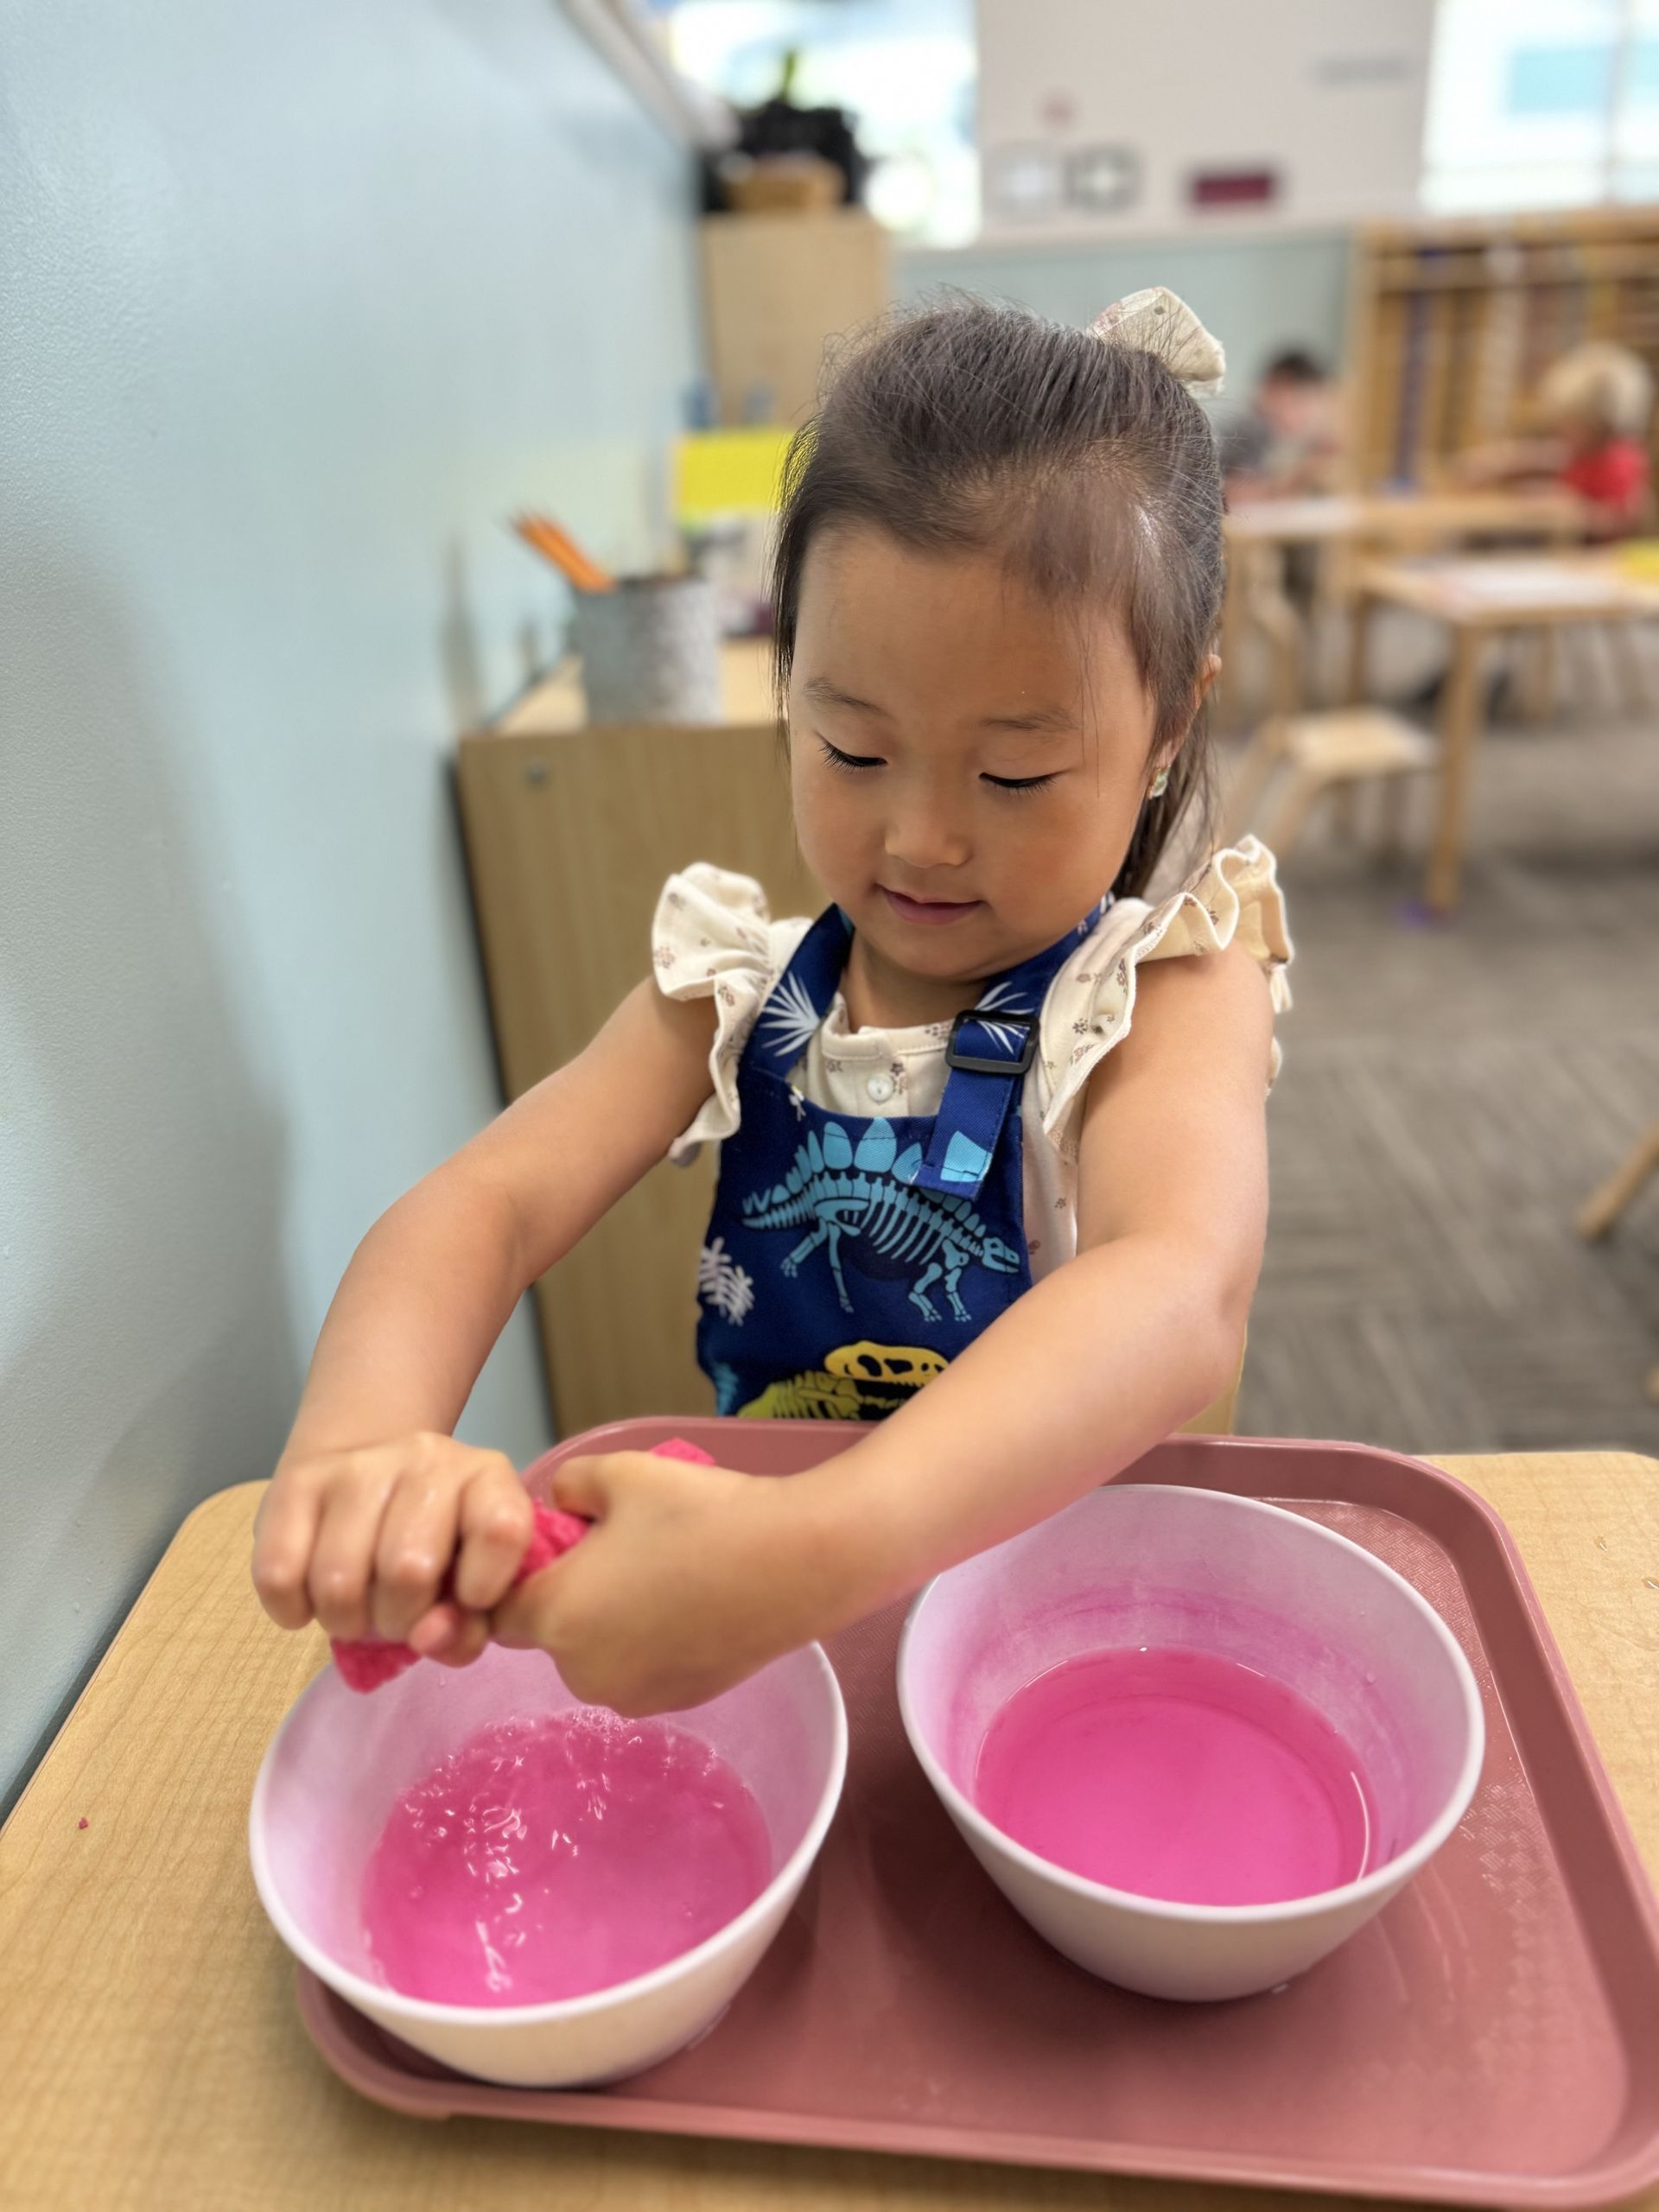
[496,943,1272,1713]
[843,932,1272,1567]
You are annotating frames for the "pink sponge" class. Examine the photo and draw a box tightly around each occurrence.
[330,1638,434,1694]
[329,1437,715,1692]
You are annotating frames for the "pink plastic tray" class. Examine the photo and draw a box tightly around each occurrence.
[296,1426,1659,2208]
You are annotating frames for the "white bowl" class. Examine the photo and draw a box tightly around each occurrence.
[897,1484,1484,2003]
[251,1639,847,2086]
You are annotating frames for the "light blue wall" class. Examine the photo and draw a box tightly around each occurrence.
[898,230,1352,391]
[0,0,699,1800]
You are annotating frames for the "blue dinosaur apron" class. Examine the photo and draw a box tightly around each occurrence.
[696,899,1109,1421]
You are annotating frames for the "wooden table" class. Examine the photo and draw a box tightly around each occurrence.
[1218,492,1587,723]
[1222,489,1587,554]
[1348,551,1659,913]
[3,1456,1656,2211]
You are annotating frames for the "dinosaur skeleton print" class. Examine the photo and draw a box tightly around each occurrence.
[695,901,1101,1421]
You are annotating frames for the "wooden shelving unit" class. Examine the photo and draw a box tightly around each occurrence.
[1345,207,1659,490]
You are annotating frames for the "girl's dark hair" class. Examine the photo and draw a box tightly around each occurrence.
[770,295,1224,899]
[1265,347,1327,385]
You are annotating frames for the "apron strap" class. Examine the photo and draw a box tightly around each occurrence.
[913,894,1114,1197]
[910,1008,1040,1192]
[746,906,853,1084]
[747,894,1114,1197]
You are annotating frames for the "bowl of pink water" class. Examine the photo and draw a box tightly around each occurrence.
[898,1483,1484,2003]
[250,1637,847,2086]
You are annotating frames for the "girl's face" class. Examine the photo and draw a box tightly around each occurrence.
[789,524,1172,992]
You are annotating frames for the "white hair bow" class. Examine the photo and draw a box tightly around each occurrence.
[1091,287,1226,397]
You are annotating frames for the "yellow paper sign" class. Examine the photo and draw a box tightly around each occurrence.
[675,428,794,524]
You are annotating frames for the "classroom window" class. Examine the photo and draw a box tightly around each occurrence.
[658,0,979,246]
[1425,0,1659,208]
[1506,41,1615,116]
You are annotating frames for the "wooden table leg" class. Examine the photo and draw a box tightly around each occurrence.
[1607,617,1651,715]
[1345,588,1374,707]
[1217,544,1252,730]
[1376,770,1411,864]
[1308,540,1341,706]
[1324,536,1362,709]
[1425,625,1486,915]
[1521,626,1557,722]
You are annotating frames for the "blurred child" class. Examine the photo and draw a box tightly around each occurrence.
[1218,350,1344,503]
[1456,341,1654,538]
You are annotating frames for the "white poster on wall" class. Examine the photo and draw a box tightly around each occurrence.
[976,0,1436,242]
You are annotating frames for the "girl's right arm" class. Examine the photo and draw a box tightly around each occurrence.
[251,979,716,1663]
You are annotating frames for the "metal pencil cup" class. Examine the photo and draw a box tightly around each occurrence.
[571,575,722,726]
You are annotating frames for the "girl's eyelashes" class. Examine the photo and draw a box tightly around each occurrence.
[817,737,885,773]
[817,734,1058,798]
[982,771,1060,797]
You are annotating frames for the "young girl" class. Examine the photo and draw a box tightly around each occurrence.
[252,289,1292,1717]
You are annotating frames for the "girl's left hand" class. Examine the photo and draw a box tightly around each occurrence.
[489,1450,868,1715]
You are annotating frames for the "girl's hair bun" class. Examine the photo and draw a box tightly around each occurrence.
[1091,288,1226,397]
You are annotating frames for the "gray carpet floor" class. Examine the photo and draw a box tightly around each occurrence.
[1225,694,1659,1459]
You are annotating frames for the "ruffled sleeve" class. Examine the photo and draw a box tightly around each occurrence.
[1039,836,1294,1159]
[651,863,809,1162]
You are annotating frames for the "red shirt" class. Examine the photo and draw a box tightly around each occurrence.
[1560,437,1651,528]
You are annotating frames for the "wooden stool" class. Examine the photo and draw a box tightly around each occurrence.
[1226,573,1438,860]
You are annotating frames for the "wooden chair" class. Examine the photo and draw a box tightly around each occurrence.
[1577,1116,1659,1403]
[1577,1115,1659,1242]
[1226,566,1439,861]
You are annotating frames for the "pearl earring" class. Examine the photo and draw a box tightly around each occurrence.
[1148,765,1170,799]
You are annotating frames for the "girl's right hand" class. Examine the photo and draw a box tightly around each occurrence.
[251,1433,536,1669]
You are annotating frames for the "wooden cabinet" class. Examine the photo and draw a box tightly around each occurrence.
[698,209,891,428]
[457,645,819,1434]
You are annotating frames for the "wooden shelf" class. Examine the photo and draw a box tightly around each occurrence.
[1371,245,1659,292]
[1345,207,1659,490]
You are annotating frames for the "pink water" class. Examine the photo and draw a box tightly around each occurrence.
[973,1647,1376,1906]
[361,1710,773,2005]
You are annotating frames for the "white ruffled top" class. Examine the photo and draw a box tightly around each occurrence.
[652,840,1292,1283]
